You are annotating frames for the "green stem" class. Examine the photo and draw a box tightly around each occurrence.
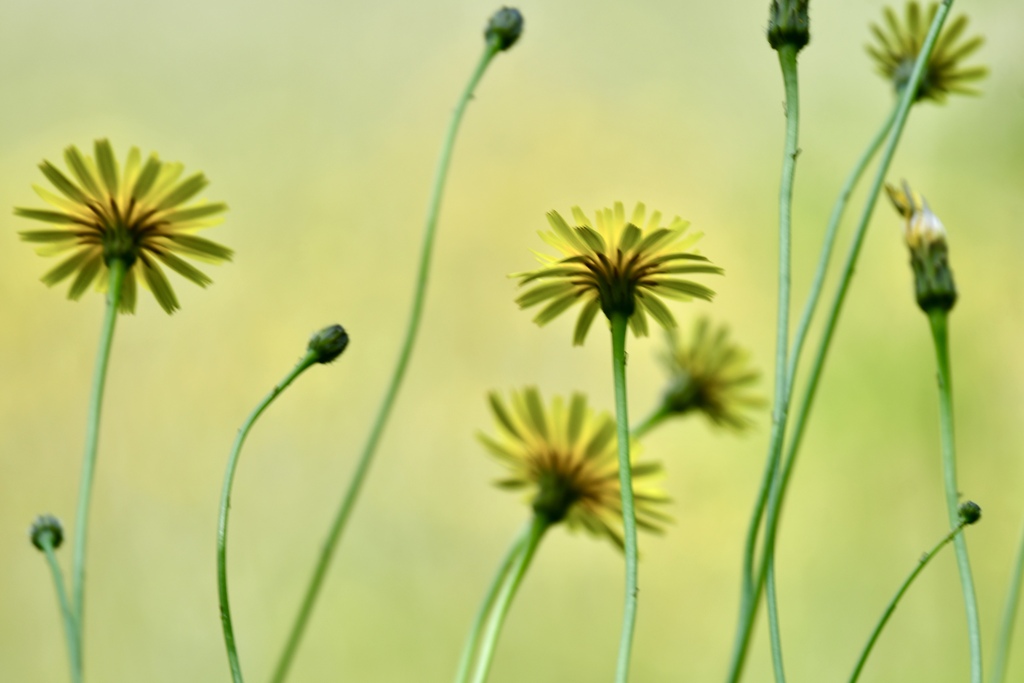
[784,103,899,394]
[469,515,549,683]
[848,521,968,683]
[728,5,958,681]
[990,516,1024,683]
[40,534,81,683]
[610,312,639,683]
[70,257,126,671]
[763,42,800,683]
[217,351,319,683]
[929,309,982,683]
[268,39,504,683]
[453,521,532,683]
[630,404,672,441]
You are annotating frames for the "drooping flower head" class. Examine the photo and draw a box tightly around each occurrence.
[480,387,670,549]
[866,2,988,103]
[514,202,721,346]
[15,139,231,314]
[885,181,956,312]
[659,317,765,431]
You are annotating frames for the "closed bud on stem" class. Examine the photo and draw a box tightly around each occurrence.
[486,7,523,51]
[885,181,957,313]
[959,501,982,526]
[308,324,350,364]
[768,0,810,51]
[29,514,64,552]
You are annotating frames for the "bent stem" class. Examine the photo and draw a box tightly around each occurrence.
[630,404,671,441]
[469,515,549,683]
[610,312,639,683]
[990,516,1024,683]
[70,257,126,670]
[454,521,532,683]
[929,309,982,683]
[217,351,319,683]
[40,534,81,683]
[269,38,505,683]
[848,520,969,683]
[728,4,959,681]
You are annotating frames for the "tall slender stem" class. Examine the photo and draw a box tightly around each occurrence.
[40,535,81,683]
[268,39,504,683]
[763,42,800,683]
[929,309,982,683]
[70,257,126,672]
[728,5,959,681]
[454,521,532,683]
[990,516,1024,683]
[609,312,639,683]
[469,515,549,683]
[217,352,319,683]
[848,520,968,683]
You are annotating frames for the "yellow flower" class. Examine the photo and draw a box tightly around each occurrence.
[15,139,231,314]
[660,317,765,431]
[514,202,721,345]
[885,181,956,312]
[866,2,988,103]
[480,387,670,549]
[885,181,947,250]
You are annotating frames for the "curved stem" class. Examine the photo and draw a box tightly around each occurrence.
[217,352,319,683]
[630,404,671,441]
[990,516,1024,683]
[610,312,639,683]
[929,309,982,683]
[40,534,81,683]
[729,5,958,680]
[268,39,504,683]
[70,257,126,672]
[784,103,899,393]
[469,515,549,683]
[453,521,532,683]
[848,521,968,683]
[763,42,800,683]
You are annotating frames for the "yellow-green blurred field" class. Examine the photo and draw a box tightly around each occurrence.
[2,1,1023,681]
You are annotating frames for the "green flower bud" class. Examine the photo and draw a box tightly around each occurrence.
[885,181,957,313]
[486,7,523,51]
[29,514,64,552]
[768,0,810,51]
[308,324,350,364]
[959,501,982,526]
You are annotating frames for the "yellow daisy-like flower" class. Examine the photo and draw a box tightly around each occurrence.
[866,2,988,103]
[479,387,670,549]
[660,317,765,431]
[514,202,721,346]
[15,139,231,314]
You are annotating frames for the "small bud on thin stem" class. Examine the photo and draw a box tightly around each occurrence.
[768,0,810,52]
[486,7,523,51]
[959,501,982,526]
[307,324,350,364]
[30,514,64,551]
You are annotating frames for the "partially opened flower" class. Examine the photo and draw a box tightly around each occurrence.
[15,139,231,314]
[480,387,670,549]
[885,181,956,312]
[659,317,765,431]
[513,202,721,345]
[866,2,988,103]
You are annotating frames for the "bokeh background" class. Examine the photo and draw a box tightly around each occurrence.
[1,0,1023,681]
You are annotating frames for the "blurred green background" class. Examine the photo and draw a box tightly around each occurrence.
[2,0,1023,681]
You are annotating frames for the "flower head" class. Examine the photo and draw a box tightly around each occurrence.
[29,514,64,552]
[885,181,956,312]
[659,317,765,431]
[514,202,721,346]
[480,387,670,549]
[866,2,988,103]
[15,139,231,314]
